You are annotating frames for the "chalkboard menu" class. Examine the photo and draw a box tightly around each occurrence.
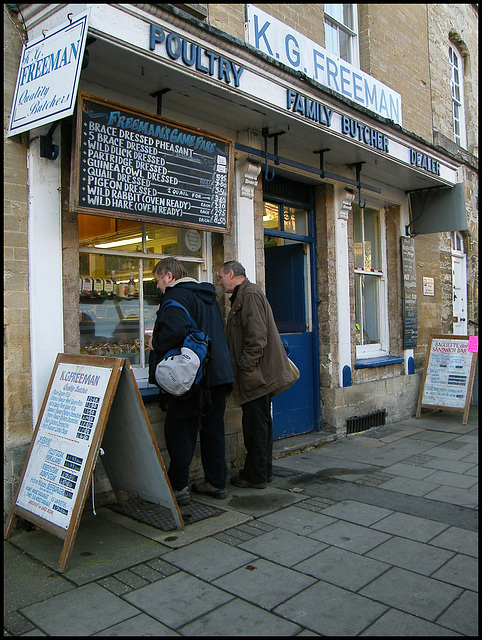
[71,93,233,232]
[401,236,417,349]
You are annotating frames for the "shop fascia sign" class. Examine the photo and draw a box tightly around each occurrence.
[147,22,452,184]
[246,5,402,127]
[7,9,89,137]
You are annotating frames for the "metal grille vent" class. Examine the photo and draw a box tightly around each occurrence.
[346,409,386,434]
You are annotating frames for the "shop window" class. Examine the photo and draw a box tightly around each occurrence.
[78,214,205,386]
[324,4,359,67]
[353,205,388,357]
[449,45,467,149]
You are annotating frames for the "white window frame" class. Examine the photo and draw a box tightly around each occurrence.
[324,4,360,67]
[449,45,467,149]
[353,204,388,359]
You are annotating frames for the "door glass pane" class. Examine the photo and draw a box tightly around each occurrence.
[263,202,281,230]
[283,207,308,235]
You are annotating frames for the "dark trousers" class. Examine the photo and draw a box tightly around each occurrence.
[164,385,228,491]
[241,394,273,484]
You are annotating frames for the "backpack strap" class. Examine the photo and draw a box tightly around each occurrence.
[160,298,197,330]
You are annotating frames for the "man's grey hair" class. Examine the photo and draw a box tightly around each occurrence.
[223,260,246,277]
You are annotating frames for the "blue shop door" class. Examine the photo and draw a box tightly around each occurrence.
[265,243,316,439]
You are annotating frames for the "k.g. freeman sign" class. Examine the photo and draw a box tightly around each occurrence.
[246,4,402,126]
[7,9,89,137]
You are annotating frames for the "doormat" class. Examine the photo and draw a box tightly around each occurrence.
[107,497,226,531]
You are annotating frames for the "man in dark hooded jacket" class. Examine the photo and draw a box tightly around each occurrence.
[148,257,234,506]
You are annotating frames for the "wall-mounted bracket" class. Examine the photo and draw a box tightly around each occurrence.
[39,121,60,160]
[349,162,367,208]
[150,88,171,116]
[313,148,330,179]
[262,127,286,182]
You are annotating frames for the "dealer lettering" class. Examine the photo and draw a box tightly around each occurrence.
[409,150,440,176]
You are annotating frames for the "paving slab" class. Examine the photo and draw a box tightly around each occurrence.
[93,613,179,636]
[258,504,337,535]
[6,514,167,585]
[366,536,455,576]
[307,519,392,553]
[360,608,462,636]
[320,499,393,526]
[20,583,140,636]
[274,580,388,636]
[123,571,233,629]
[224,484,307,517]
[238,527,324,567]
[426,469,478,489]
[162,537,258,580]
[423,485,478,508]
[212,558,316,610]
[431,553,478,591]
[3,542,75,614]
[371,511,449,542]
[293,546,390,591]
[428,525,479,557]
[359,567,463,621]
[375,475,440,497]
[435,589,479,636]
[178,597,302,636]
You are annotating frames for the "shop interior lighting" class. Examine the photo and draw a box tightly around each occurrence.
[94,236,149,248]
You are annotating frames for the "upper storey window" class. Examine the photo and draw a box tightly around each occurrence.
[449,45,467,149]
[324,4,360,67]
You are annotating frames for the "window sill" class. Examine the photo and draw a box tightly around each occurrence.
[140,386,160,402]
[354,355,404,369]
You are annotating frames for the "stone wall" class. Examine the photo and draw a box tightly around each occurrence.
[3,10,32,510]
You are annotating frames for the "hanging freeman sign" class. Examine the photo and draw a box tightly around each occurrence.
[71,94,232,232]
[7,9,89,137]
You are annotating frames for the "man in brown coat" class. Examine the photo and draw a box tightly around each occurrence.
[218,260,296,488]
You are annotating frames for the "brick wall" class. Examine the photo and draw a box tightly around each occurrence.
[358,4,433,141]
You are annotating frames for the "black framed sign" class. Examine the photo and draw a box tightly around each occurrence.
[71,93,233,233]
[401,236,417,349]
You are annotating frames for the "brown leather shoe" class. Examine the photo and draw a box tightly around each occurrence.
[230,473,266,489]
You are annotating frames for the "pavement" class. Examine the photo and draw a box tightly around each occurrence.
[4,406,478,636]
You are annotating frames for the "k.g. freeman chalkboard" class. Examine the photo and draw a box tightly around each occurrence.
[401,236,417,349]
[4,354,183,572]
[71,93,233,232]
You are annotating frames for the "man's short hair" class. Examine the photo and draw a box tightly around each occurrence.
[223,260,246,277]
[153,257,188,280]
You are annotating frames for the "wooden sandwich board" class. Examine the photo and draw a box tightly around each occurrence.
[416,335,478,425]
[4,354,183,572]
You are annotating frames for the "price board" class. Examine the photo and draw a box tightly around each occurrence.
[5,354,182,572]
[401,236,417,349]
[416,335,478,424]
[71,93,232,232]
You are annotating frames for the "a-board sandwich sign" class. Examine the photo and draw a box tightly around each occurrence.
[416,335,478,425]
[70,93,233,233]
[4,354,182,572]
